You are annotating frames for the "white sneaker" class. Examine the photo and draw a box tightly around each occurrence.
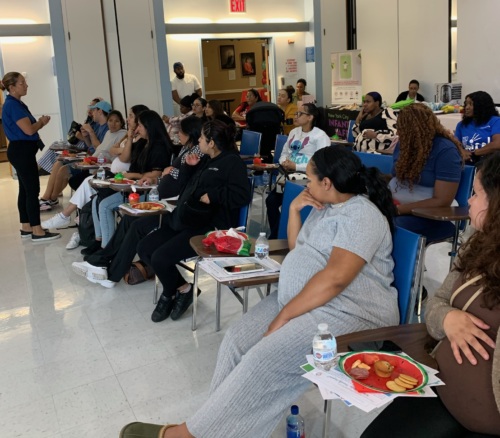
[66,232,81,250]
[41,213,70,229]
[72,261,108,280]
[87,274,116,288]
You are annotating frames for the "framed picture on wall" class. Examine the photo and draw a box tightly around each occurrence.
[241,52,256,76]
[220,45,236,70]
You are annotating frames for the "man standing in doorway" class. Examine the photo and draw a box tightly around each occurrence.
[171,62,202,114]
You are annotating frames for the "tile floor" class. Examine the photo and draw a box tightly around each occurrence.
[0,162,453,437]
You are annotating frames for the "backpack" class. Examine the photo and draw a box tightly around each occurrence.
[78,198,96,247]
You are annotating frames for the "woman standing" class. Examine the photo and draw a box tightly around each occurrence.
[120,146,398,438]
[277,87,298,135]
[455,90,500,164]
[0,72,59,242]
[352,91,397,152]
[266,103,331,238]
[292,78,310,104]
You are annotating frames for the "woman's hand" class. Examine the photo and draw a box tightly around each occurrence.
[199,193,210,204]
[362,129,377,139]
[162,166,173,176]
[442,309,495,365]
[355,110,365,124]
[162,115,170,124]
[282,159,296,172]
[290,189,324,213]
[462,149,473,162]
[263,314,290,337]
[38,115,51,127]
[185,154,201,166]
[138,176,154,186]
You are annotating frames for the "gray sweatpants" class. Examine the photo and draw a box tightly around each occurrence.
[186,291,374,438]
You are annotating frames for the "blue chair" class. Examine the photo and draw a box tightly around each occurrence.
[347,119,356,143]
[353,150,393,174]
[274,134,288,164]
[277,181,313,239]
[240,130,262,158]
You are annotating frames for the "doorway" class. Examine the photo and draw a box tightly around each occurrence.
[201,38,273,116]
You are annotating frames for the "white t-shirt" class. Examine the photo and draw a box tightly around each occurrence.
[279,126,331,172]
[171,73,201,100]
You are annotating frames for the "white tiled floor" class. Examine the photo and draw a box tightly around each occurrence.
[0,162,452,438]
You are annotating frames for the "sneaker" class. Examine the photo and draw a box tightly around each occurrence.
[151,293,176,323]
[32,232,61,243]
[72,261,108,280]
[66,232,81,250]
[170,287,194,321]
[20,230,33,238]
[39,200,52,211]
[42,213,70,229]
[86,274,116,288]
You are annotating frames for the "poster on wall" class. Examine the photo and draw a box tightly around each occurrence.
[241,53,256,76]
[220,45,236,70]
[331,50,362,105]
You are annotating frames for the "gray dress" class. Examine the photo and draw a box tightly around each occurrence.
[187,196,399,438]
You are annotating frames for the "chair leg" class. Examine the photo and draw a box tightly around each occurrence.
[323,399,331,438]
[448,220,460,271]
[191,258,200,331]
[215,282,222,332]
[153,275,159,304]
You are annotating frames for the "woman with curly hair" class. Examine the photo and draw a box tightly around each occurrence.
[390,103,463,242]
[363,153,500,437]
[455,90,500,164]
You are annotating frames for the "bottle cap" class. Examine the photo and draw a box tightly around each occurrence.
[259,232,266,236]
[318,323,328,331]
[291,405,299,415]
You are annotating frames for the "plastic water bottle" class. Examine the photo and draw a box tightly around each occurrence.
[255,232,269,259]
[262,170,270,187]
[148,186,160,202]
[286,405,305,438]
[312,323,337,371]
[96,166,106,180]
[97,152,105,165]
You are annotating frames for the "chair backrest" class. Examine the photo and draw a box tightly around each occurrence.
[240,130,262,157]
[273,134,288,164]
[347,119,356,143]
[240,88,268,103]
[456,165,475,207]
[392,226,426,324]
[353,151,393,174]
[277,181,313,239]
[238,176,255,230]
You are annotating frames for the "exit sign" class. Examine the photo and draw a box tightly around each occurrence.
[230,0,246,13]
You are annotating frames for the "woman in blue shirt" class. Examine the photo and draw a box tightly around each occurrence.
[1,72,60,242]
[454,90,500,165]
[391,104,463,243]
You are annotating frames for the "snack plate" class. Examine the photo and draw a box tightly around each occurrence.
[339,351,428,393]
[130,202,165,211]
[109,178,135,185]
[205,230,249,240]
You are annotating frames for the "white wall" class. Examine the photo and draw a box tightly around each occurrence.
[456,0,500,101]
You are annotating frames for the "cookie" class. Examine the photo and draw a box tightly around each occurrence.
[394,377,414,389]
[386,380,406,392]
[399,374,418,385]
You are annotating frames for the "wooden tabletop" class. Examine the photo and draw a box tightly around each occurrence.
[412,206,469,221]
[336,323,437,369]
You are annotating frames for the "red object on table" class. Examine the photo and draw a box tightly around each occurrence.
[128,192,140,204]
[253,157,262,165]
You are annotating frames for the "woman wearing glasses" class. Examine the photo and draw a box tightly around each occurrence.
[266,103,331,238]
[190,97,208,122]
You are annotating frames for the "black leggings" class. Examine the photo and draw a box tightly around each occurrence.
[137,223,210,298]
[361,395,497,438]
[8,141,42,226]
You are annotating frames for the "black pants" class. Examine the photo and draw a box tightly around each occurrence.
[86,214,159,282]
[266,190,283,239]
[8,140,42,226]
[137,223,210,298]
[361,395,496,438]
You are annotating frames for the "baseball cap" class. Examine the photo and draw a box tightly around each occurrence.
[89,100,112,113]
[173,62,183,70]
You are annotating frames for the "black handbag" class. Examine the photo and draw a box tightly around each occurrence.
[67,121,82,145]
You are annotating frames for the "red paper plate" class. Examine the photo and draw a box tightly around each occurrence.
[339,351,428,393]
[205,230,249,240]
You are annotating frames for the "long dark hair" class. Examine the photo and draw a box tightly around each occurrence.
[462,91,498,126]
[207,100,225,118]
[136,110,173,170]
[180,116,203,147]
[456,152,500,309]
[302,103,321,128]
[202,119,237,152]
[107,110,126,129]
[131,104,149,123]
[310,146,396,232]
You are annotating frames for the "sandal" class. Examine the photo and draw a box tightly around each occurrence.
[119,422,178,438]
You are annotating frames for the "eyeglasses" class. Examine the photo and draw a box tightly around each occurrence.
[192,103,202,108]
[294,111,310,117]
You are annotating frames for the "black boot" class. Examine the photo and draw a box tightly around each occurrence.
[151,293,176,323]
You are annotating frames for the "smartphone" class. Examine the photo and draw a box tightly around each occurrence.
[222,262,265,275]
[348,340,403,353]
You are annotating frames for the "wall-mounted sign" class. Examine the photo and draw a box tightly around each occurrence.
[230,0,246,13]
[285,58,297,74]
[331,50,362,105]
[306,47,315,63]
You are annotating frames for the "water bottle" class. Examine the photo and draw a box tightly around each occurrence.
[255,232,269,259]
[286,405,305,438]
[262,171,270,187]
[96,166,106,180]
[148,186,160,202]
[312,323,337,371]
[97,152,105,165]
